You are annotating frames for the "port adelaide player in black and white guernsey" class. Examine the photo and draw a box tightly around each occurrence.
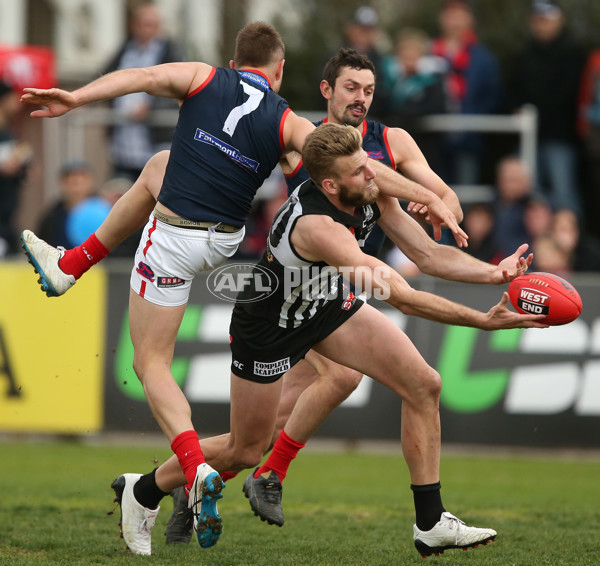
[229,150,379,382]
[227,122,548,558]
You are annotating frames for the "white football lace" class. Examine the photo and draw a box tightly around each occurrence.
[444,514,465,544]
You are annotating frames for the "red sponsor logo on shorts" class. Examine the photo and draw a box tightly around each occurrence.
[341,292,356,311]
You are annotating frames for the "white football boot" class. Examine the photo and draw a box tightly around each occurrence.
[188,463,224,548]
[111,473,160,556]
[413,511,497,557]
[20,230,76,297]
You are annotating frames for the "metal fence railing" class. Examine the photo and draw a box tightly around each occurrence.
[42,105,538,204]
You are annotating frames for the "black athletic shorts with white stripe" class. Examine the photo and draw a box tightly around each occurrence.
[229,289,363,384]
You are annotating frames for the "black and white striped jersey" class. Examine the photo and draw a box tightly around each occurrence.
[235,179,380,329]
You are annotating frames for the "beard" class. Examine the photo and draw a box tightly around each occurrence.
[338,182,380,207]
[332,104,367,128]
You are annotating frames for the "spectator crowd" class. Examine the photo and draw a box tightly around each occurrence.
[357,0,600,276]
[2,0,600,276]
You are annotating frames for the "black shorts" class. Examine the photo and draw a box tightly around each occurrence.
[229,294,364,383]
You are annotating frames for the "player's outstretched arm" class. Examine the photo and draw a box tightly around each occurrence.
[21,62,211,117]
[388,282,548,330]
[414,240,532,285]
[377,197,532,285]
[369,159,468,248]
[293,215,547,331]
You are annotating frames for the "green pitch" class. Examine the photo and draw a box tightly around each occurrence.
[0,439,598,565]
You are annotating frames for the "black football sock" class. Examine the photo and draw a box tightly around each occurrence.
[133,468,170,510]
[411,482,446,531]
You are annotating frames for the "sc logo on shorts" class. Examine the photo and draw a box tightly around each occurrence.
[206,263,278,303]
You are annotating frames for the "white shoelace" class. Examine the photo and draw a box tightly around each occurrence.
[443,513,465,544]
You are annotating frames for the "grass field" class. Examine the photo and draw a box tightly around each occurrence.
[0,438,598,566]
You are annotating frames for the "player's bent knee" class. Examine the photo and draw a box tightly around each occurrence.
[230,443,269,471]
[406,367,442,406]
[422,368,442,400]
[332,366,363,388]
[329,367,363,398]
[131,353,156,383]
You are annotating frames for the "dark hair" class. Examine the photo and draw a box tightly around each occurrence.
[234,22,285,68]
[59,160,93,178]
[302,123,363,186]
[322,48,376,87]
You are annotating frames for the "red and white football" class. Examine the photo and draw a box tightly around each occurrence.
[508,272,582,325]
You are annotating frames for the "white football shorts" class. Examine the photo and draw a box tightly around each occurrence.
[130,214,245,307]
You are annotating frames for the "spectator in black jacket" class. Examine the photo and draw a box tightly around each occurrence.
[102,1,185,181]
[509,0,586,215]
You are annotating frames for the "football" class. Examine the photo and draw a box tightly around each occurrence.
[508,272,582,325]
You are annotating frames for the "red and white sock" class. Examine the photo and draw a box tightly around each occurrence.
[58,233,109,279]
[171,430,206,489]
[255,430,305,482]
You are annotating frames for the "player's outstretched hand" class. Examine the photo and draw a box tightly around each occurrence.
[20,88,77,118]
[422,197,469,248]
[484,292,548,330]
[492,243,532,284]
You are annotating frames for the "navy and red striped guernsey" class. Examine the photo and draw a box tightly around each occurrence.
[157,67,290,226]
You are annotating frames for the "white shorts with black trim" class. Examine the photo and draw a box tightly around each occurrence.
[130,214,245,307]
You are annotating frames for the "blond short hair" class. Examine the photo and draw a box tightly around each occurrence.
[302,123,363,186]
